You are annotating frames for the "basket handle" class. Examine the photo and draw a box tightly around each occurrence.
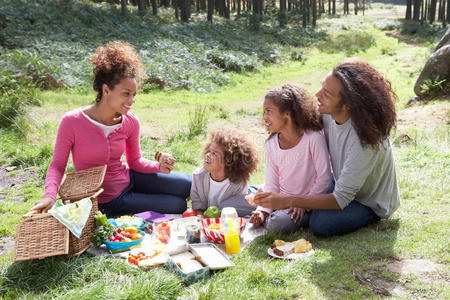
[90,188,104,199]
[22,210,39,219]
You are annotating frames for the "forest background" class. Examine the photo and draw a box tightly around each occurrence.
[0,0,448,299]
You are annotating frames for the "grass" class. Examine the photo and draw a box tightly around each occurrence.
[1,3,449,299]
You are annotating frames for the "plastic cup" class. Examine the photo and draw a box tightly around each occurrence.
[220,207,238,235]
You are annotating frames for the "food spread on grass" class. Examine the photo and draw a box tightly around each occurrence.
[205,206,220,218]
[182,208,196,218]
[207,223,220,230]
[245,188,263,206]
[127,247,168,268]
[90,212,145,247]
[271,238,312,257]
[115,215,142,228]
[90,210,312,277]
[155,222,171,244]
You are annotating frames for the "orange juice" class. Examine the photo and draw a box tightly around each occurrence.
[224,229,240,255]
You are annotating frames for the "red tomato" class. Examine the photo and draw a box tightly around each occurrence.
[128,256,137,265]
[182,208,196,218]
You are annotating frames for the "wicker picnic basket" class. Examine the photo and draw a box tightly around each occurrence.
[14,165,107,262]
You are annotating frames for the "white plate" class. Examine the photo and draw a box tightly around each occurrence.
[267,247,314,260]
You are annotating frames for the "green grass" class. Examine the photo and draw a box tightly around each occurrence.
[1,3,449,299]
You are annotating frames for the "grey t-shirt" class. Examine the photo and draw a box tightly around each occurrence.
[322,114,400,218]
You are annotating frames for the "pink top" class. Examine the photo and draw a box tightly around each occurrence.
[43,108,160,204]
[258,131,332,214]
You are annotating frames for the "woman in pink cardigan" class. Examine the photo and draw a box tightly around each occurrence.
[31,41,191,216]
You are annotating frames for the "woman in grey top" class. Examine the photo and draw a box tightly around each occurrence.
[255,59,400,236]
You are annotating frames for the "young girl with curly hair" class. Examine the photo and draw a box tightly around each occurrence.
[190,125,259,217]
[31,41,191,216]
[250,84,331,233]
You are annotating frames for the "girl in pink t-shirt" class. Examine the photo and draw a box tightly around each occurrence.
[249,84,331,233]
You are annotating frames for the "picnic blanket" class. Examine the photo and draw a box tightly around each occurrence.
[86,215,266,259]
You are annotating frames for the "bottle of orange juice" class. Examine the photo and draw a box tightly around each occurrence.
[220,207,240,255]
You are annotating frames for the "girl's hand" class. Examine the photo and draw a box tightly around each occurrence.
[288,207,305,224]
[30,197,56,214]
[158,152,175,174]
[195,210,205,221]
[254,192,289,210]
[249,211,268,226]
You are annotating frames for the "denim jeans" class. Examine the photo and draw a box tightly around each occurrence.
[99,170,191,217]
[309,201,380,236]
[308,175,379,236]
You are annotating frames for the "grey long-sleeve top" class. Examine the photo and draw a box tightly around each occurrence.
[190,167,247,211]
[322,114,400,218]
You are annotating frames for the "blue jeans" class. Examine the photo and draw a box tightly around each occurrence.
[99,170,191,217]
[309,201,380,236]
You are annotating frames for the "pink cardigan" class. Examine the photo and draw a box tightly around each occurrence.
[44,108,160,204]
[258,131,331,214]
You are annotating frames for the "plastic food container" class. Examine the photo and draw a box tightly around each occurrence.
[113,216,144,230]
[166,243,234,283]
[103,231,146,253]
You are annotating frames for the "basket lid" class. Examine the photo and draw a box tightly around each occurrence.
[58,165,107,200]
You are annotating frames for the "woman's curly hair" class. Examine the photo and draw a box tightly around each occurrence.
[265,84,322,132]
[203,125,259,183]
[90,41,143,102]
[332,58,397,149]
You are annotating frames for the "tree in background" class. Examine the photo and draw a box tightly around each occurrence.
[279,0,288,27]
[89,0,448,30]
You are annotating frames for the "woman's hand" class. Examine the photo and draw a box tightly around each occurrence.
[249,210,268,226]
[253,192,289,210]
[288,207,305,224]
[29,197,56,214]
[158,152,175,174]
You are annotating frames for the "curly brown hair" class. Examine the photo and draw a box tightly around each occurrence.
[265,83,322,132]
[90,41,143,103]
[332,58,397,149]
[203,125,259,183]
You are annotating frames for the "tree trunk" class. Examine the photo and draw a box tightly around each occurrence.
[442,0,447,26]
[413,0,421,21]
[279,0,288,26]
[150,0,157,15]
[179,0,190,20]
[302,0,307,27]
[328,0,331,14]
[225,0,230,18]
[121,0,129,16]
[237,0,241,15]
[438,0,442,20]
[421,0,425,23]
[406,0,412,18]
[354,0,358,15]
[447,0,450,22]
[251,0,261,29]
[174,0,179,20]
[137,0,146,14]
[312,0,317,26]
[429,0,437,22]
[208,0,214,22]
[332,0,336,14]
